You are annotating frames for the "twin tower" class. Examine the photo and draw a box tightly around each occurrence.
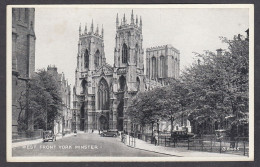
[73,10,180,132]
[76,10,143,77]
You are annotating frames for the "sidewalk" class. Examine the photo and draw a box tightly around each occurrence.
[12,133,74,148]
[120,135,245,157]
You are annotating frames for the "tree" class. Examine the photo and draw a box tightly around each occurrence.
[127,34,249,138]
[17,69,63,132]
[36,69,63,130]
[181,35,249,136]
[159,79,191,134]
[127,88,164,136]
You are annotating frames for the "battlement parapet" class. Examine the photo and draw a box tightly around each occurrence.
[146,44,180,54]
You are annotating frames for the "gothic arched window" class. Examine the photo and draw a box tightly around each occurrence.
[122,43,128,64]
[134,44,138,64]
[98,78,109,110]
[160,56,165,78]
[139,49,141,65]
[136,77,140,91]
[152,57,156,79]
[94,50,100,68]
[81,79,87,94]
[80,104,85,119]
[24,9,29,23]
[173,57,176,78]
[119,75,126,91]
[18,9,21,20]
[85,49,89,69]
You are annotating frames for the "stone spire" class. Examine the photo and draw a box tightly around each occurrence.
[140,16,142,29]
[101,24,104,37]
[123,13,126,25]
[116,13,119,28]
[79,23,81,36]
[84,23,87,34]
[96,24,99,35]
[91,19,94,33]
[131,9,134,25]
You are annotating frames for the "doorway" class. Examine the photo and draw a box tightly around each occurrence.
[99,115,108,130]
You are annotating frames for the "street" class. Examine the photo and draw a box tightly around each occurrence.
[12,133,170,157]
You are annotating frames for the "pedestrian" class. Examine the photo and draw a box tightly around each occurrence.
[121,133,125,143]
[98,129,100,134]
[92,129,94,133]
[154,133,158,146]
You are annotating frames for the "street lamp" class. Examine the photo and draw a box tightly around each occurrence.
[74,110,76,131]
[157,119,160,136]
[45,100,47,131]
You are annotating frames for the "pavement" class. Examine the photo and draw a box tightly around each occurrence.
[121,135,246,157]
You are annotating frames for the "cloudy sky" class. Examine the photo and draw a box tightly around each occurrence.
[34,6,249,86]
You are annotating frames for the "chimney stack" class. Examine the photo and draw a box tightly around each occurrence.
[216,48,223,56]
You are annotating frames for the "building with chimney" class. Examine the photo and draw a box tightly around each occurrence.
[47,65,72,134]
[73,10,181,132]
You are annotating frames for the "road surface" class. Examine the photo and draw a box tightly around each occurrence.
[12,133,171,157]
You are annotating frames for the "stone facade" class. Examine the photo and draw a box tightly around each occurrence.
[73,11,180,132]
[12,8,36,132]
[146,45,180,84]
[47,66,72,134]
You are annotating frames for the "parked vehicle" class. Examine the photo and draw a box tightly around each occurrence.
[215,129,227,141]
[100,129,118,137]
[171,130,194,141]
[43,130,56,142]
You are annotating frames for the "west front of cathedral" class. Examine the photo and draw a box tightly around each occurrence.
[72,11,180,132]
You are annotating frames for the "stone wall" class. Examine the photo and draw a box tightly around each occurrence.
[12,8,36,132]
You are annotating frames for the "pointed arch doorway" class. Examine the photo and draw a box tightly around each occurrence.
[99,115,108,131]
[117,75,126,131]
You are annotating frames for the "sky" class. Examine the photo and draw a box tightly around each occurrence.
[34,6,249,87]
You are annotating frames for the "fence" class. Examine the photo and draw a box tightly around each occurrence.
[135,133,249,156]
[121,134,136,147]
[187,138,249,156]
[12,129,43,142]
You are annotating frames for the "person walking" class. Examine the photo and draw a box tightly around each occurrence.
[154,133,159,146]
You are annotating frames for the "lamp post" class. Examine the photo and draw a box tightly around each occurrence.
[42,87,48,131]
[157,119,160,136]
[74,110,76,131]
[45,99,48,131]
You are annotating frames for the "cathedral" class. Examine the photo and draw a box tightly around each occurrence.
[12,8,36,132]
[72,10,180,132]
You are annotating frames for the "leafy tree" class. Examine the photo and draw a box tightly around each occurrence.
[127,88,164,136]
[127,34,248,139]
[159,79,191,134]
[182,35,249,136]
[17,69,63,132]
[35,69,63,130]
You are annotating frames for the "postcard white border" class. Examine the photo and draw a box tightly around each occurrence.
[6,4,254,162]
